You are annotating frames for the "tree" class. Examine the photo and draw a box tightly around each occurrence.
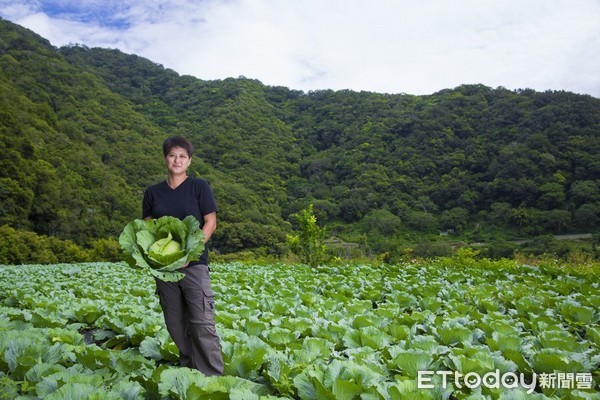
[569,180,599,206]
[286,204,327,266]
[361,209,402,236]
[573,204,598,231]
[537,182,565,210]
[539,209,571,234]
[440,207,470,233]
[407,211,439,233]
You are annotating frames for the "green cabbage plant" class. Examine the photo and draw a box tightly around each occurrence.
[119,215,205,282]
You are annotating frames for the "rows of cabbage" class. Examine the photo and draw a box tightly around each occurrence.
[0,256,598,399]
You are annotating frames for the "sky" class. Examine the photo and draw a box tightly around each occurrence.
[1,0,599,98]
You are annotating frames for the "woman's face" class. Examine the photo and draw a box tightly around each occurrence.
[165,146,191,174]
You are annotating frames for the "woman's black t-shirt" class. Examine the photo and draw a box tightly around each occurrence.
[142,177,217,265]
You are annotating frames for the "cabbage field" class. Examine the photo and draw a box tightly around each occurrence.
[0,254,598,399]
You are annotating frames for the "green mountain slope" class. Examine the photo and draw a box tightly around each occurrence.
[0,19,167,242]
[1,18,598,262]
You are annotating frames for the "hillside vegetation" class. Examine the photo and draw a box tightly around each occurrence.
[0,18,599,263]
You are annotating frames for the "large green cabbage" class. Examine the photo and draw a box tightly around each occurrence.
[119,215,205,282]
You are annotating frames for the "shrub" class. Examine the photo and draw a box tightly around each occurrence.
[0,225,91,264]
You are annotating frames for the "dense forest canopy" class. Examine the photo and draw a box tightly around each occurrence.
[0,18,599,262]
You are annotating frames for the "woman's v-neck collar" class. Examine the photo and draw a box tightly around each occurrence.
[165,176,189,191]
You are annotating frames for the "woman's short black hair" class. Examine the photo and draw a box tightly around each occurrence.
[163,136,195,157]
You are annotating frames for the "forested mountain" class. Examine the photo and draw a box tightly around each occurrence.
[1,18,599,262]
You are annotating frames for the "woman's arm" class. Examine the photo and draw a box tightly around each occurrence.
[202,212,217,243]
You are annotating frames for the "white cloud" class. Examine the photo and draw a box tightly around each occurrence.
[1,0,599,97]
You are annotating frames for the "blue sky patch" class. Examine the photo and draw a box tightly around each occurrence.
[38,1,130,29]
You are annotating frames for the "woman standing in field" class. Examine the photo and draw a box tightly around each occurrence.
[142,136,223,376]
